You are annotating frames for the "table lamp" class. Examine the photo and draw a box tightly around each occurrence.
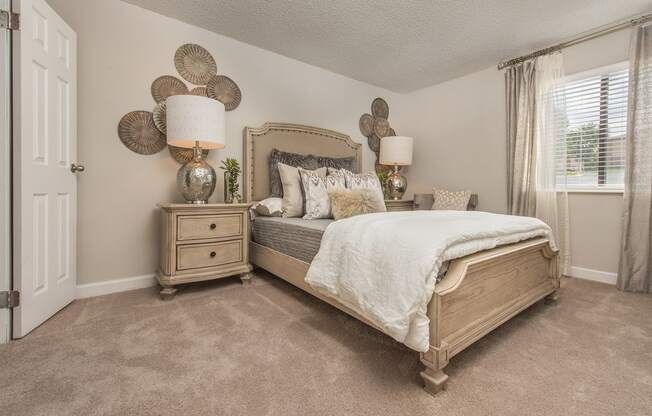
[379,136,413,200]
[166,95,225,204]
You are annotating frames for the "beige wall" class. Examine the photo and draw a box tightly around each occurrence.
[47,0,402,285]
[398,30,631,278]
[43,0,632,286]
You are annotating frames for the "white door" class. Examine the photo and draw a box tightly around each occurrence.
[0,0,12,344]
[12,0,77,337]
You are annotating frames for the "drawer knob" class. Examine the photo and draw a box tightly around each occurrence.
[210,251,216,258]
[210,223,216,230]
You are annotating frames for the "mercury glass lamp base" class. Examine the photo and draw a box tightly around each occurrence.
[386,164,407,200]
[176,144,216,204]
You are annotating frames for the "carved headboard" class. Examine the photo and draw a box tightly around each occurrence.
[243,122,363,202]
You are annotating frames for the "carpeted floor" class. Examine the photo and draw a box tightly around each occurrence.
[1,272,651,416]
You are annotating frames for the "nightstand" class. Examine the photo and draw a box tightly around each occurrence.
[157,203,253,300]
[384,199,414,212]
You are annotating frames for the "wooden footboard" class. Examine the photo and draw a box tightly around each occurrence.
[420,238,559,395]
[251,238,559,396]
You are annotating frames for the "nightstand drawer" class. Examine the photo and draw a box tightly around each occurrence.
[176,240,243,270]
[177,214,243,241]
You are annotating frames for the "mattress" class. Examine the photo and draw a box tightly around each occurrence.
[252,216,333,263]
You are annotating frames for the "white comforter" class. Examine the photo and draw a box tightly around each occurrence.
[305,210,555,352]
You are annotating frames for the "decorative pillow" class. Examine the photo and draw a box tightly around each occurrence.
[316,155,356,172]
[431,189,471,210]
[270,149,320,197]
[340,169,385,202]
[329,189,387,220]
[253,197,283,217]
[278,163,327,218]
[269,149,355,197]
[299,168,346,219]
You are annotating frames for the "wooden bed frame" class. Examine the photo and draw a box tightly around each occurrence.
[243,122,560,395]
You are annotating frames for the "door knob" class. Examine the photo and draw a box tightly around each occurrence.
[70,163,85,173]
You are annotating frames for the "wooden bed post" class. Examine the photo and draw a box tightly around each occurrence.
[419,292,449,395]
[419,238,559,396]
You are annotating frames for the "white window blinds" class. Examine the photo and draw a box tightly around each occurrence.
[555,65,629,189]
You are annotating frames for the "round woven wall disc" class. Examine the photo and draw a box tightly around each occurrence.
[371,97,389,119]
[359,113,374,137]
[189,86,208,97]
[174,44,217,85]
[368,134,381,153]
[152,101,167,134]
[169,145,209,164]
[151,75,188,103]
[207,75,242,111]
[373,118,391,138]
[118,111,166,155]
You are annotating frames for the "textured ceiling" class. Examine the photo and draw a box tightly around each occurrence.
[122,0,652,92]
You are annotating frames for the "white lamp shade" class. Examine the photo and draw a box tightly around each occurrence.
[166,95,226,149]
[379,136,413,166]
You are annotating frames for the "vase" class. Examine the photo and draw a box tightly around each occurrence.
[223,171,234,203]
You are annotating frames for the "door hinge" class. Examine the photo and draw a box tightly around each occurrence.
[0,10,19,31]
[0,291,20,309]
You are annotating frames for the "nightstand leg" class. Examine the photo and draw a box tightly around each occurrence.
[240,273,252,286]
[159,285,177,300]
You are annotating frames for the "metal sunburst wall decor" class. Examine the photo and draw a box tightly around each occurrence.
[117,43,243,161]
[359,97,396,173]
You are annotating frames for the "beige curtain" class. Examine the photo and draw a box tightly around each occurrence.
[505,55,571,274]
[506,61,537,217]
[533,53,571,275]
[618,24,652,293]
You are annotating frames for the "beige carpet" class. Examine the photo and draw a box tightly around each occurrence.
[1,272,651,416]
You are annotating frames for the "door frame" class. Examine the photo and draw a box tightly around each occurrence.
[0,0,13,344]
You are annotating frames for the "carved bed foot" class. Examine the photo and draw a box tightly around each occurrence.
[159,286,177,301]
[240,272,252,286]
[544,290,559,305]
[420,368,448,396]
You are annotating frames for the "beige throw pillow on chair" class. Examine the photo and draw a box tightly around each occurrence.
[432,189,471,211]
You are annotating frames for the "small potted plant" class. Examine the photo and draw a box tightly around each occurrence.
[220,158,242,203]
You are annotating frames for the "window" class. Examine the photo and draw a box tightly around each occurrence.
[554,64,629,190]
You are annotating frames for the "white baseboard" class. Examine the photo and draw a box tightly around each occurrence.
[568,266,618,285]
[76,273,157,299]
[0,312,9,344]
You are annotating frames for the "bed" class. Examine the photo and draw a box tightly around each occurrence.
[243,122,560,395]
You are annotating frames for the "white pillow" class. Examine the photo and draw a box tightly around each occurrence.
[278,163,327,218]
[339,169,385,203]
[299,168,346,219]
[432,189,471,210]
[253,197,283,217]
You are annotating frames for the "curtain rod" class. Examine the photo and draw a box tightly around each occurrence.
[497,12,652,70]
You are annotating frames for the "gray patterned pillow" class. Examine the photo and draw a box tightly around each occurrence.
[299,168,346,219]
[269,149,356,197]
[316,155,356,172]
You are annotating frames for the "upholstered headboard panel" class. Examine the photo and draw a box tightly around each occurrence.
[243,123,362,202]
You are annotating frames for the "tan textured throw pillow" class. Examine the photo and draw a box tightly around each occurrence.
[432,189,471,210]
[329,189,387,220]
[278,163,327,217]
